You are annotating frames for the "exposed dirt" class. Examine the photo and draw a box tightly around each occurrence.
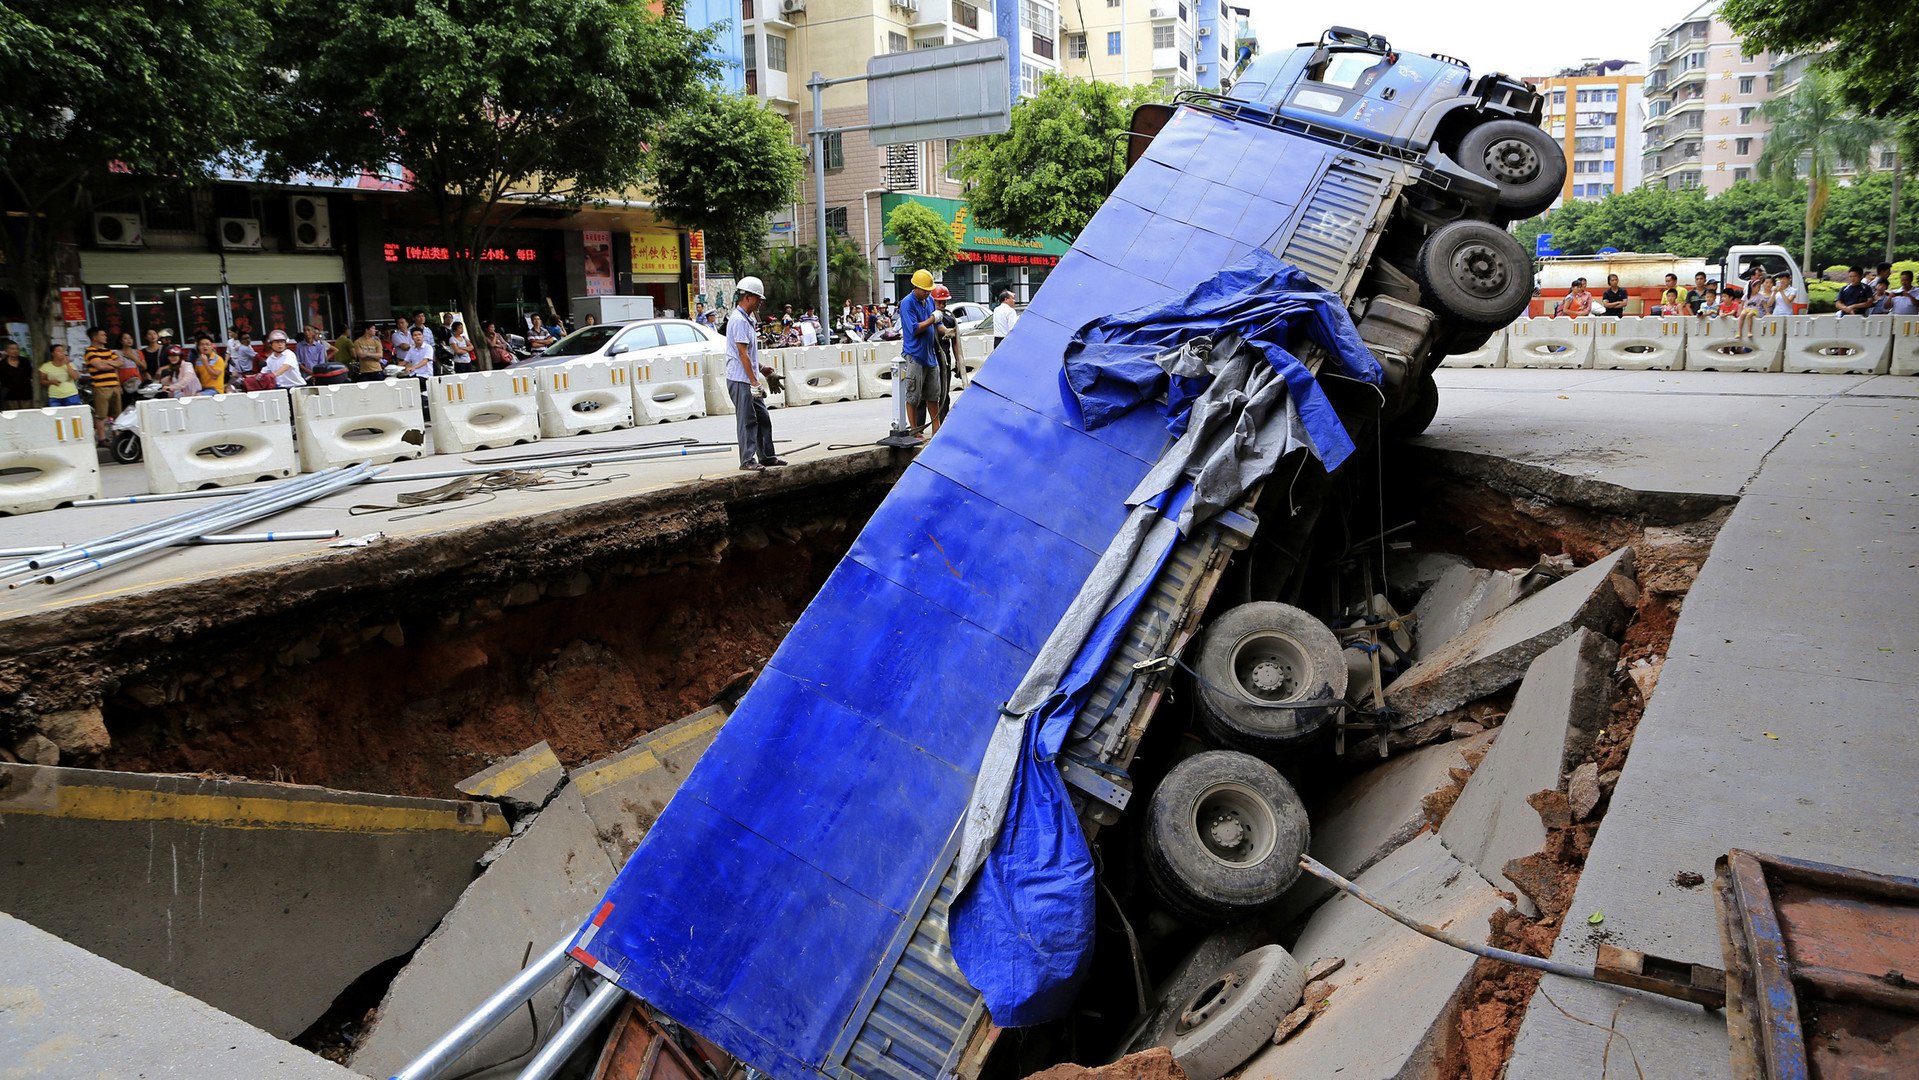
[1026,1047,1188,1080]
[2,451,903,796]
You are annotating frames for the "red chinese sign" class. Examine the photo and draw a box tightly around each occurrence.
[383,244,539,264]
[688,230,705,263]
[59,288,86,322]
[952,251,1060,268]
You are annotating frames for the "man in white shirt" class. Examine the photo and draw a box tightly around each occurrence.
[390,319,414,355]
[798,316,819,346]
[1770,274,1797,316]
[262,330,307,388]
[1890,270,1919,316]
[991,291,1020,350]
[400,326,435,379]
[410,311,438,347]
[724,277,787,472]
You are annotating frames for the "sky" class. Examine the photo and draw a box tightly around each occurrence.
[1241,0,1711,79]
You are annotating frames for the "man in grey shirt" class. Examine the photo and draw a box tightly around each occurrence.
[725,276,787,471]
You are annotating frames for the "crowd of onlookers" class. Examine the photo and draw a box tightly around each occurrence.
[696,298,922,348]
[1553,263,1918,340]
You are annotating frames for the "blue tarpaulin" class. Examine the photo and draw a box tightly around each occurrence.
[945,250,1379,1027]
[568,104,1376,1080]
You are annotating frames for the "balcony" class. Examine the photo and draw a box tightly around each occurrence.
[1150,3,1174,18]
[952,0,979,30]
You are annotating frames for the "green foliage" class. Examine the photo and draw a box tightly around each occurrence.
[752,235,871,313]
[1722,0,1919,127]
[885,201,959,274]
[0,0,268,373]
[649,87,803,271]
[951,74,1170,241]
[1756,70,1888,270]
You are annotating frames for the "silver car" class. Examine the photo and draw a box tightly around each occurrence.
[513,318,723,370]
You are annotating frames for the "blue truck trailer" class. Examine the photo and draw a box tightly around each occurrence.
[411,26,1563,1080]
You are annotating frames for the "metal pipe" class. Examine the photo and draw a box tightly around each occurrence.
[65,465,351,508]
[366,444,733,484]
[29,466,375,587]
[6,469,348,575]
[391,938,575,1080]
[0,544,63,558]
[513,977,625,1080]
[192,529,342,544]
[1297,855,1597,982]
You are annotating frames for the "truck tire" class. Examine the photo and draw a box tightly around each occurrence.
[1169,946,1307,1080]
[1456,119,1565,219]
[1143,751,1309,924]
[1193,602,1346,755]
[1386,371,1439,440]
[1414,221,1534,328]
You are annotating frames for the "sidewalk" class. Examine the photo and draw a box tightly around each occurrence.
[1422,371,1918,1079]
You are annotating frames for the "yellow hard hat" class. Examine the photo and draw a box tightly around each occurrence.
[911,269,935,290]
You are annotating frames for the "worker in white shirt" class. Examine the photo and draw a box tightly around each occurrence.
[401,326,435,379]
[991,291,1020,350]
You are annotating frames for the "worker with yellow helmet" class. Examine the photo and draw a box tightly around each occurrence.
[899,269,942,435]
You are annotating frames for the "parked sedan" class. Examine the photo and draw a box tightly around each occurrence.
[513,318,724,370]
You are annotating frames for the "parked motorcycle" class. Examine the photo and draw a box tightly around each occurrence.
[108,383,169,464]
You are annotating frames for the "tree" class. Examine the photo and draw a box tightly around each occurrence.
[753,235,870,314]
[1722,0,1919,127]
[1756,71,1888,273]
[952,74,1169,241]
[885,201,959,276]
[263,0,715,367]
[649,87,804,273]
[0,0,266,378]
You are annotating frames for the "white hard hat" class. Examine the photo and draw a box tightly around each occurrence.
[737,276,765,298]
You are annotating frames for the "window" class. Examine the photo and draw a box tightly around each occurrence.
[1107,30,1122,54]
[1573,184,1587,197]
[1020,61,1039,96]
[1685,51,1704,69]
[1179,2,1189,20]
[917,36,944,47]
[1108,0,1119,6]
[1604,136,1615,149]
[1601,183,1613,195]
[888,31,908,52]
[1552,90,1565,104]
[1179,51,1188,71]
[1738,76,1755,94]
[1022,0,1056,38]
[1738,106,1754,124]
[823,131,843,170]
[1068,32,1086,58]
[1602,160,1614,173]
[742,33,756,70]
[766,33,787,71]
[1152,25,1173,48]
[1736,137,1751,155]
[1576,90,1589,104]
[1885,150,1899,170]
[825,207,848,236]
[953,0,979,29]
[1032,31,1055,58]
[1604,88,1617,103]
[660,323,705,346]
[1734,167,1751,182]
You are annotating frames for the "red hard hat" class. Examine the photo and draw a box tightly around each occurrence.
[930,285,952,301]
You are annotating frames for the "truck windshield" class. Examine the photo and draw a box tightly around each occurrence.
[1319,52,1389,89]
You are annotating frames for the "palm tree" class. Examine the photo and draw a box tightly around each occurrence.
[753,235,872,316]
[1757,69,1889,271]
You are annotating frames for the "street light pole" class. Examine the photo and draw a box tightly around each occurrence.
[811,71,834,346]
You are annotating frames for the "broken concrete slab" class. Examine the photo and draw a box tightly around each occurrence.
[1385,550,1475,606]
[1273,731,1495,925]
[458,740,566,808]
[0,912,359,1079]
[0,762,507,1039]
[350,783,618,1080]
[1438,629,1616,913]
[1386,546,1634,727]
[572,704,728,862]
[1240,833,1509,1080]
[1411,565,1522,658]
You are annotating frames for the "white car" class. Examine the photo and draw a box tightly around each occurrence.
[516,318,723,370]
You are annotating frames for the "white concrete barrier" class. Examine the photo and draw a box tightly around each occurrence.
[782,344,863,406]
[0,407,100,514]
[1505,318,1594,368]
[1892,316,1919,377]
[428,371,539,455]
[859,339,904,398]
[537,360,635,438]
[1439,329,1507,368]
[1681,316,1783,372]
[956,333,992,379]
[631,355,709,424]
[1590,316,1685,371]
[138,391,299,494]
[293,380,427,472]
[1782,315,1892,375]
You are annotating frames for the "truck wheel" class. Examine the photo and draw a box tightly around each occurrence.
[1169,946,1307,1080]
[1193,602,1346,755]
[1143,751,1309,924]
[1415,221,1534,328]
[1386,371,1439,440]
[1456,119,1565,219]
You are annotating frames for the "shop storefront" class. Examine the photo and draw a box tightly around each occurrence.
[878,194,1068,303]
[379,228,564,333]
[628,227,687,317]
[78,251,349,345]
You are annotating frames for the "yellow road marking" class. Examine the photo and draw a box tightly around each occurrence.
[573,708,726,797]
[461,746,562,799]
[1,781,508,836]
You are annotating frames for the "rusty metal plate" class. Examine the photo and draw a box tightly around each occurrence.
[1716,849,1919,1080]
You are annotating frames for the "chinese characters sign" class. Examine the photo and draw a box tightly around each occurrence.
[383,244,539,263]
[630,228,683,276]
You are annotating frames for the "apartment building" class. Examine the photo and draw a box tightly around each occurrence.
[1527,60,1645,205]
[1640,0,1773,193]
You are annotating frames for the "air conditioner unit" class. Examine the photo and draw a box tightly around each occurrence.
[1198,25,1210,35]
[219,216,263,251]
[890,0,917,11]
[92,212,144,249]
[781,0,806,13]
[288,195,333,249]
